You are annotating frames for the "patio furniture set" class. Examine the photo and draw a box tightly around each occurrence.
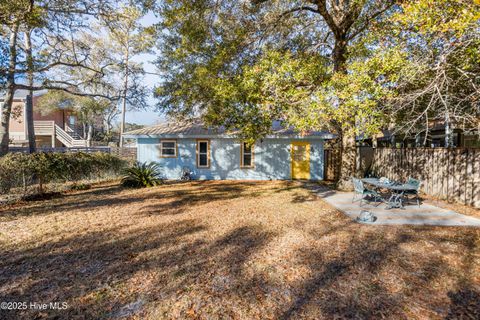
[352,177,421,209]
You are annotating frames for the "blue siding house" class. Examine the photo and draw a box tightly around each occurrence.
[123,121,334,181]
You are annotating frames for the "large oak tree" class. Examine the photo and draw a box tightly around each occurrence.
[155,0,396,188]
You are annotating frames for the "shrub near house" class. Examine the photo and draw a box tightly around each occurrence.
[0,152,126,195]
[121,162,164,188]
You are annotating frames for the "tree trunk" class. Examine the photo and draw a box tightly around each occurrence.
[333,38,348,73]
[0,22,20,156]
[25,28,36,153]
[86,123,93,147]
[25,95,36,152]
[336,129,357,190]
[119,47,129,148]
[119,92,127,147]
[38,176,44,195]
[332,39,356,189]
[444,107,452,148]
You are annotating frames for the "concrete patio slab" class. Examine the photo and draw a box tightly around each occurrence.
[309,185,480,227]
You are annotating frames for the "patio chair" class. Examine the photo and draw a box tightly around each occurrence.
[352,178,381,207]
[404,177,421,207]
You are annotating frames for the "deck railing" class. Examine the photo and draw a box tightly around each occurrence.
[33,121,55,135]
[32,121,87,147]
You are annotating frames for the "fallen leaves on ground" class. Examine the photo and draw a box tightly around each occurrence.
[0,180,479,319]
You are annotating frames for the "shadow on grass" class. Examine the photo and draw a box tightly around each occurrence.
[140,180,302,216]
[0,180,478,319]
[0,181,287,220]
[446,287,480,319]
[0,184,127,221]
[277,223,479,319]
[0,218,275,319]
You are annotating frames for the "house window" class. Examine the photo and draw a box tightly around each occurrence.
[196,140,210,168]
[241,142,254,168]
[68,115,76,126]
[160,140,177,157]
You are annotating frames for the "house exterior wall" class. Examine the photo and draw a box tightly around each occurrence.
[35,135,55,148]
[3,95,80,146]
[9,100,27,141]
[137,137,324,180]
[32,95,68,128]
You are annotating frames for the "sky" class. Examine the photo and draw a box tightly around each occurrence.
[125,12,164,126]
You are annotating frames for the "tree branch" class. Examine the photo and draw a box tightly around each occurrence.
[347,3,395,41]
[14,83,120,101]
[280,6,320,17]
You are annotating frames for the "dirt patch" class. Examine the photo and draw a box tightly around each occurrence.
[0,180,478,319]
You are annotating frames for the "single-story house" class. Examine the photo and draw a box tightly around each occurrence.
[123,121,334,181]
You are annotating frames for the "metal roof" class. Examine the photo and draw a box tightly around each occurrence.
[123,120,334,139]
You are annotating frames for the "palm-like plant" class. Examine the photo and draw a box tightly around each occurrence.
[121,162,163,188]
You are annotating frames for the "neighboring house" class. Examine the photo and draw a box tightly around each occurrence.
[123,120,334,180]
[0,90,87,148]
[358,120,480,148]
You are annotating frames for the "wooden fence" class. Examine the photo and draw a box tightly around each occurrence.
[9,146,111,153]
[109,147,137,162]
[370,148,480,208]
[323,148,340,181]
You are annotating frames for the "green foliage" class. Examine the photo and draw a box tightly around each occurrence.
[98,4,154,111]
[155,0,479,147]
[361,0,480,136]
[121,162,163,188]
[37,91,112,126]
[103,5,155,56]
[0,152,126,194]
[154,0,399,143]
[394,0,480,35]
[0,0,46,27]
[229,49,399,139]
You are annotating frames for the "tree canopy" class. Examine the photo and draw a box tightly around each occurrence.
[0,0,155,154]
[153,0,480,184]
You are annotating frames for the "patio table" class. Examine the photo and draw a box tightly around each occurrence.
[361,178,418,209]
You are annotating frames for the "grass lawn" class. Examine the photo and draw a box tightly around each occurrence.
[0,181,479,319]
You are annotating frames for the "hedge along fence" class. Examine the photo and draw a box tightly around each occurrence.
[369,148,480,208]
[0,152,127,195]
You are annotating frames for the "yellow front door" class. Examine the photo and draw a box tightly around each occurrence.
[291,141,310,180]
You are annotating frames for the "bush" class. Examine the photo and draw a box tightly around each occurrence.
[0,151,126,195]
[121,162,163,188]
